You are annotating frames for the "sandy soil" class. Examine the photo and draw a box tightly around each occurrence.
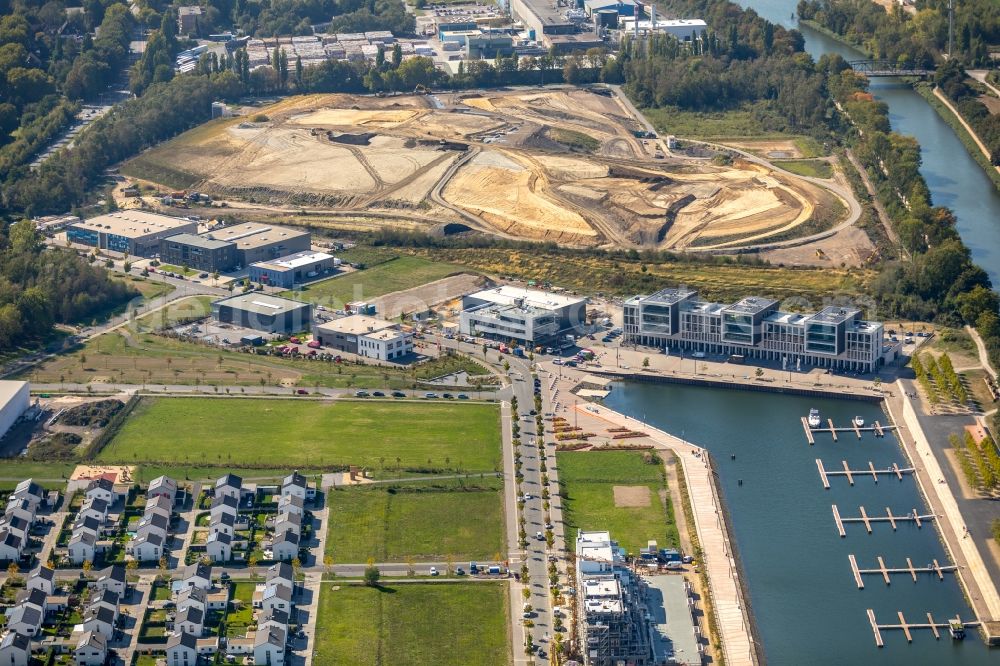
[613,485,651,507]
[127,89,859,252]
[719,138,804,159]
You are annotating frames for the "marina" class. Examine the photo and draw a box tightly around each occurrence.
[849,554,959,588]
[868,609,981,646]
[801,415,896,443]
[603,380,994,664]
[816,459,914,488]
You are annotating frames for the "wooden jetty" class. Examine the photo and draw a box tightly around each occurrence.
[866,609,980,646]
[832,505,935,535]
[803,417,898,443]
[817,460,915,487]
[849,556,958,589]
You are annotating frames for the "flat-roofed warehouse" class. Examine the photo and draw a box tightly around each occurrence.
[200,223,311,268]
[159,233,238,273]
[66,212,198,257]
[248,251,340,289]
[0,380,30,440]
[211,293,312,334]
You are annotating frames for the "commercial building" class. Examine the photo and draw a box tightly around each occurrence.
[315,315,413,361]
[583,0,637,18]
[618,17,708,40]
[0,381,29,441]
[459,286,587,346]
[623,287,885,372]
[248,251,340,288]
[575,530,653,666]
[200,223,311,267]
[177,6,201,34]
[159,234,238,273]
[212,294,312,335]
[509,0,602,49]
[67,212,198,257]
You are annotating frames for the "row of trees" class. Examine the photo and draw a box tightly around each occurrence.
[950,429,1000,493]
[935,60,1000,167]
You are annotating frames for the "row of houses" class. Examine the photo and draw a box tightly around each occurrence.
[127,476,178,563]
[0,564,126,666]
[66,479,120,566]
[267,473,309,562]
[1,480,52,563]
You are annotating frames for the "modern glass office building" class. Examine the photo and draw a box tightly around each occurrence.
[624,288,886,372]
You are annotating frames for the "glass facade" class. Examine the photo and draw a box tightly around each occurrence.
[804,322,839,354]
[722,313,753,344]
[639,304,673,334]
[67,227,99,247]
[106,233,130,254]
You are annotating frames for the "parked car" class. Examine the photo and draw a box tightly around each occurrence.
[199,272,209,279]
[457,394,469,399]
[424,392,438,399]
[296,389,308,395]
[442,393,453,399]
[372,391,385,397]
[354,390,370,397]
[391,391,406,398]
[429,567,439,576]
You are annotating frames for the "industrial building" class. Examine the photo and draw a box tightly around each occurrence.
[623,287,885,372]
[199,223,312,268]
[159,233,238,273]
[67,212,198,257]
[575,531,653,666]
[459,286,588,346]
[314,315,413,361]
[0,381,30,441]
[618,17,708,40]
[508,0,603,50]
[248,251,340,289]
[211,293,312,335]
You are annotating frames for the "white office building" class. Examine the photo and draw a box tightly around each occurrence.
[459,286,588,346]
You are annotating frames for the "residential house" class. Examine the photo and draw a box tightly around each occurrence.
[269,530,299,561]
[77,497,108,524]
[0,516,29,541]
[256,607,288,635]
[0,530,23,562]
[253,625,286,666]
[210,512,235,537]
[174,605,205,636]
[137,511,170,538]
[273,511,302,538]
[74,630,107,666]
[72,515,101,538]
[205,532,232,563]
[182,563,213,590]
[68,531,97,565]
[11,479,46,511]
[276,494,304,518]
[144,495,174,522]
[27,565,56,595]
[128,531,165,563]
[210,495,238,522]
[214,474,243,502]
[147,475,177,502]
[266,563,294,589]
[175,586,207,615]
[166,631,198,666]
[81,605,116,639]
[94,565,127,596]
[257,583,292,614]
[0,631,30,666]
[4,499,35,526]
[280,472,307,501]
[5,604,42,637]
[14,588,47,617]
[87,589,120,620]
[84,479,114,505]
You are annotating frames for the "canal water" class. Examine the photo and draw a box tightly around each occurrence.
[739,0,1000,289]
[603,381,995,664]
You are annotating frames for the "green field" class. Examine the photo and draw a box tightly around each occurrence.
[99,397,501,471]
[313,583,509,666]
[325,478,504,562]
[775,159,833,179]
[558,450,678,554]
[549,128,600,153]
[281,256,471,307]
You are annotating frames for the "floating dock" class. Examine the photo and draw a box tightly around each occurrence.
[815,459,913,488]
[848,555,958,589]
[866,609,980,646]
[802,418,897,443]
[832,505,936,536]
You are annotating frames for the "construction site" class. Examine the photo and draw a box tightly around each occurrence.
[124,88,863,255]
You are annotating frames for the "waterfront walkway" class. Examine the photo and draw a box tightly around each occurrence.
[543,361,758,666]
[887,383,1000,644]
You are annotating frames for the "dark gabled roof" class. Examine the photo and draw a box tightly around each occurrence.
[267,562,293,582]
[167,631,198,650]
[87,478,114,492]
[177,605,204,625]
[211,494,238,510]
[0,630,31,651]
[282,471,306,489]
[0,530,24,548]
[184,562,212,581]
[30,565,55,581]
[215,473,243,490]
[273,529,299,546]
[84,605,116,625]
[97,564,126,583]
[15,587,48,608]
[259,606,289,625]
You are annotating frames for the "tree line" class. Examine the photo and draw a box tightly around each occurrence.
[0,220,137,350]
[935,59,1000,166]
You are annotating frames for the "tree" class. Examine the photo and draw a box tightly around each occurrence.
[755,367,764,378]
[248,553,260,576]
[323,555,334,575]
[364,565,380,587]
[7,562,19,580]
[642,357,650,368]
[82,560,93,574]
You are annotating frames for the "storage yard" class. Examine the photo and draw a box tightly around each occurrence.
[125,88,857,252]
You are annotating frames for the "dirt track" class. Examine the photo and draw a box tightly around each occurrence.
[127,89,863,253]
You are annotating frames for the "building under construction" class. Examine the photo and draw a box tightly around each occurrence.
[575,530,654,666]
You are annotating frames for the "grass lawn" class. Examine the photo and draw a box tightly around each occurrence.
[325,477,504,562]
[313,583,509,666]
[0,461,77,482]
[99,397,501,471]
[281,256,471,307]
[558,450,678,554]
[549,128,600,152]
[775,159,833,179]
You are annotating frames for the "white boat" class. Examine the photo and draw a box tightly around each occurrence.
[808,409,821,428]
[852,416,865,427]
